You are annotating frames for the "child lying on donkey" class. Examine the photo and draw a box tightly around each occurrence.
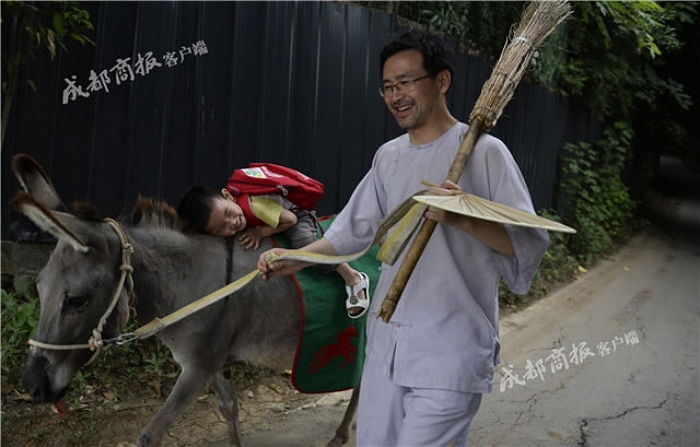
[177,164,370,318]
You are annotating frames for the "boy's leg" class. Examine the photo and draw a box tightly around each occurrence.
[285,210,368,316]
[285,209,320,248]
[337,263,370,317]
[395,387,483,446]
[285,210,337,273]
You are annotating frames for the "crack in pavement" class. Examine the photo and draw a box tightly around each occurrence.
[500,393,539,404]
[577,398,669,447]
[470,408,504,434]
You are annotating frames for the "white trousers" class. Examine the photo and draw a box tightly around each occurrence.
[357,359,483,446]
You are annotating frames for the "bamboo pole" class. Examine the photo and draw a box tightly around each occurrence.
[377,0,572,322]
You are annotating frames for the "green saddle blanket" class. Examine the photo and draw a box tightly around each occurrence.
[272,216,380,393]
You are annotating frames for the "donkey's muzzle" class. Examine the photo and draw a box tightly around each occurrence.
[21,353,64,403]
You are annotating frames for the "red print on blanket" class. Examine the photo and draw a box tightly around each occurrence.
[308,325,359,374]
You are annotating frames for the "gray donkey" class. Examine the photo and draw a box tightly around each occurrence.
[12,154,358,446]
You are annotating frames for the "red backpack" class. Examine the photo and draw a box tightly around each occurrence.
[225,163,325,210]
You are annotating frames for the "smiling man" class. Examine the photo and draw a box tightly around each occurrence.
[259,31,549,445]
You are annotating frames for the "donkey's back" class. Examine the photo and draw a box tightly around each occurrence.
[150,230,301,371]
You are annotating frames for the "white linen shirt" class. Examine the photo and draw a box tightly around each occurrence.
[324,122,549,393]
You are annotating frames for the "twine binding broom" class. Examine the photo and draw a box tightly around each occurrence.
[376,0,573,322]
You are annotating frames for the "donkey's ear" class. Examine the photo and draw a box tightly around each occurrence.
[12,154,67,211]
[11,192,89,252]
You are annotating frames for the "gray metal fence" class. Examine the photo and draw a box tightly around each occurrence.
[2,1,600,239]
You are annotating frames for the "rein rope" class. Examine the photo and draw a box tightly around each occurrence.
[27,193,429,350]
[27,218,135,362]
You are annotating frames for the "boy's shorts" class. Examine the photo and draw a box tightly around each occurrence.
[285,209,336,274]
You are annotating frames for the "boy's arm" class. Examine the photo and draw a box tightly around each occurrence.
[259,209,297,236]
[239,209,297,250]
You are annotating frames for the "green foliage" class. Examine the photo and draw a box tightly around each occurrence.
[143,344,176,375]
[533,1,695,122]
[13,272,38,300]
[61,324,178,404]
[581,1,664,58]
[354,1,524,63]
[560,122,637,264]
[2,1,95,145]
[537,211,580,281]
[1,278,40,383]
[1,1,95,54]
[1,1,94,92]
[419,2,524,62]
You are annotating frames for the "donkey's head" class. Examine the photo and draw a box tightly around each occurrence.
[11,154,132,404]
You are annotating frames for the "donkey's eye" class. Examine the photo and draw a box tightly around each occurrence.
[63,294,89,311]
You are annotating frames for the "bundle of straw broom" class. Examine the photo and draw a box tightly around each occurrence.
[376,0,572,322]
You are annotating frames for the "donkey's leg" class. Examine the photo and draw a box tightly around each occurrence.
[211,370,243,446]
[138,365,211,447]
[327,384,360,447]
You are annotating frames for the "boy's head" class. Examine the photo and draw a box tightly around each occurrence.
[177,185,246,237]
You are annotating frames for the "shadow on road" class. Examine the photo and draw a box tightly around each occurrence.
[643,155,700,242]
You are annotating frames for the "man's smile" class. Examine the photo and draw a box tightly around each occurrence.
[393,102,414,118]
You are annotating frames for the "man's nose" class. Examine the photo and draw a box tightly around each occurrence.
[393,88,408,100]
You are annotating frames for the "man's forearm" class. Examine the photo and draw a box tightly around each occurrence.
[457,216,514,256]
[298,237,340,256]
[257,237,340,279]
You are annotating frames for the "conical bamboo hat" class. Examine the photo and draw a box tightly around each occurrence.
[413,193,576,233]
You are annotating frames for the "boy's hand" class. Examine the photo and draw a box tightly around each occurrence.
[239,227,264,250]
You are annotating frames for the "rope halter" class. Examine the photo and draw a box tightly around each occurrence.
[27,218,135,364]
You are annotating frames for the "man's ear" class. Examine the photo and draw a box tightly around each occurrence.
[438,69,452,94]
[221,188,236,202]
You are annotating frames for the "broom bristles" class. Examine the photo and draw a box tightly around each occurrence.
[469,0,572,131]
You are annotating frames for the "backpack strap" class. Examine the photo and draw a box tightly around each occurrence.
[237,194,265,227]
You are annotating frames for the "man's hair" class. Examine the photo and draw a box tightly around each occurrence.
[177,185,219,233]
[379,31,455,84]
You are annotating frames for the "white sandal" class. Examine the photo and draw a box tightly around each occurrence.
[345,272,370,319]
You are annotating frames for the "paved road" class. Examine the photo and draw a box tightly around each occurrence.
[470,157,699,447]
[470,227,699,446]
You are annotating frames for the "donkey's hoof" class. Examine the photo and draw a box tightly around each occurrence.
[326,434,347,447]
[138,433,156,447]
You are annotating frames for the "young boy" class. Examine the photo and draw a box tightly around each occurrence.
[177,184,370,318]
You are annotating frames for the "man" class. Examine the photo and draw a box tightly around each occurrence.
[258,31,549,445]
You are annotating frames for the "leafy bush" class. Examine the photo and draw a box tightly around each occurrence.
[560,122,637,264]
[500,120,639,306]
[536,211,580,282]
[1,276,40,384]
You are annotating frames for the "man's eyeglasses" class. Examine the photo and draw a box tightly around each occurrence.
[378,73,434,98]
